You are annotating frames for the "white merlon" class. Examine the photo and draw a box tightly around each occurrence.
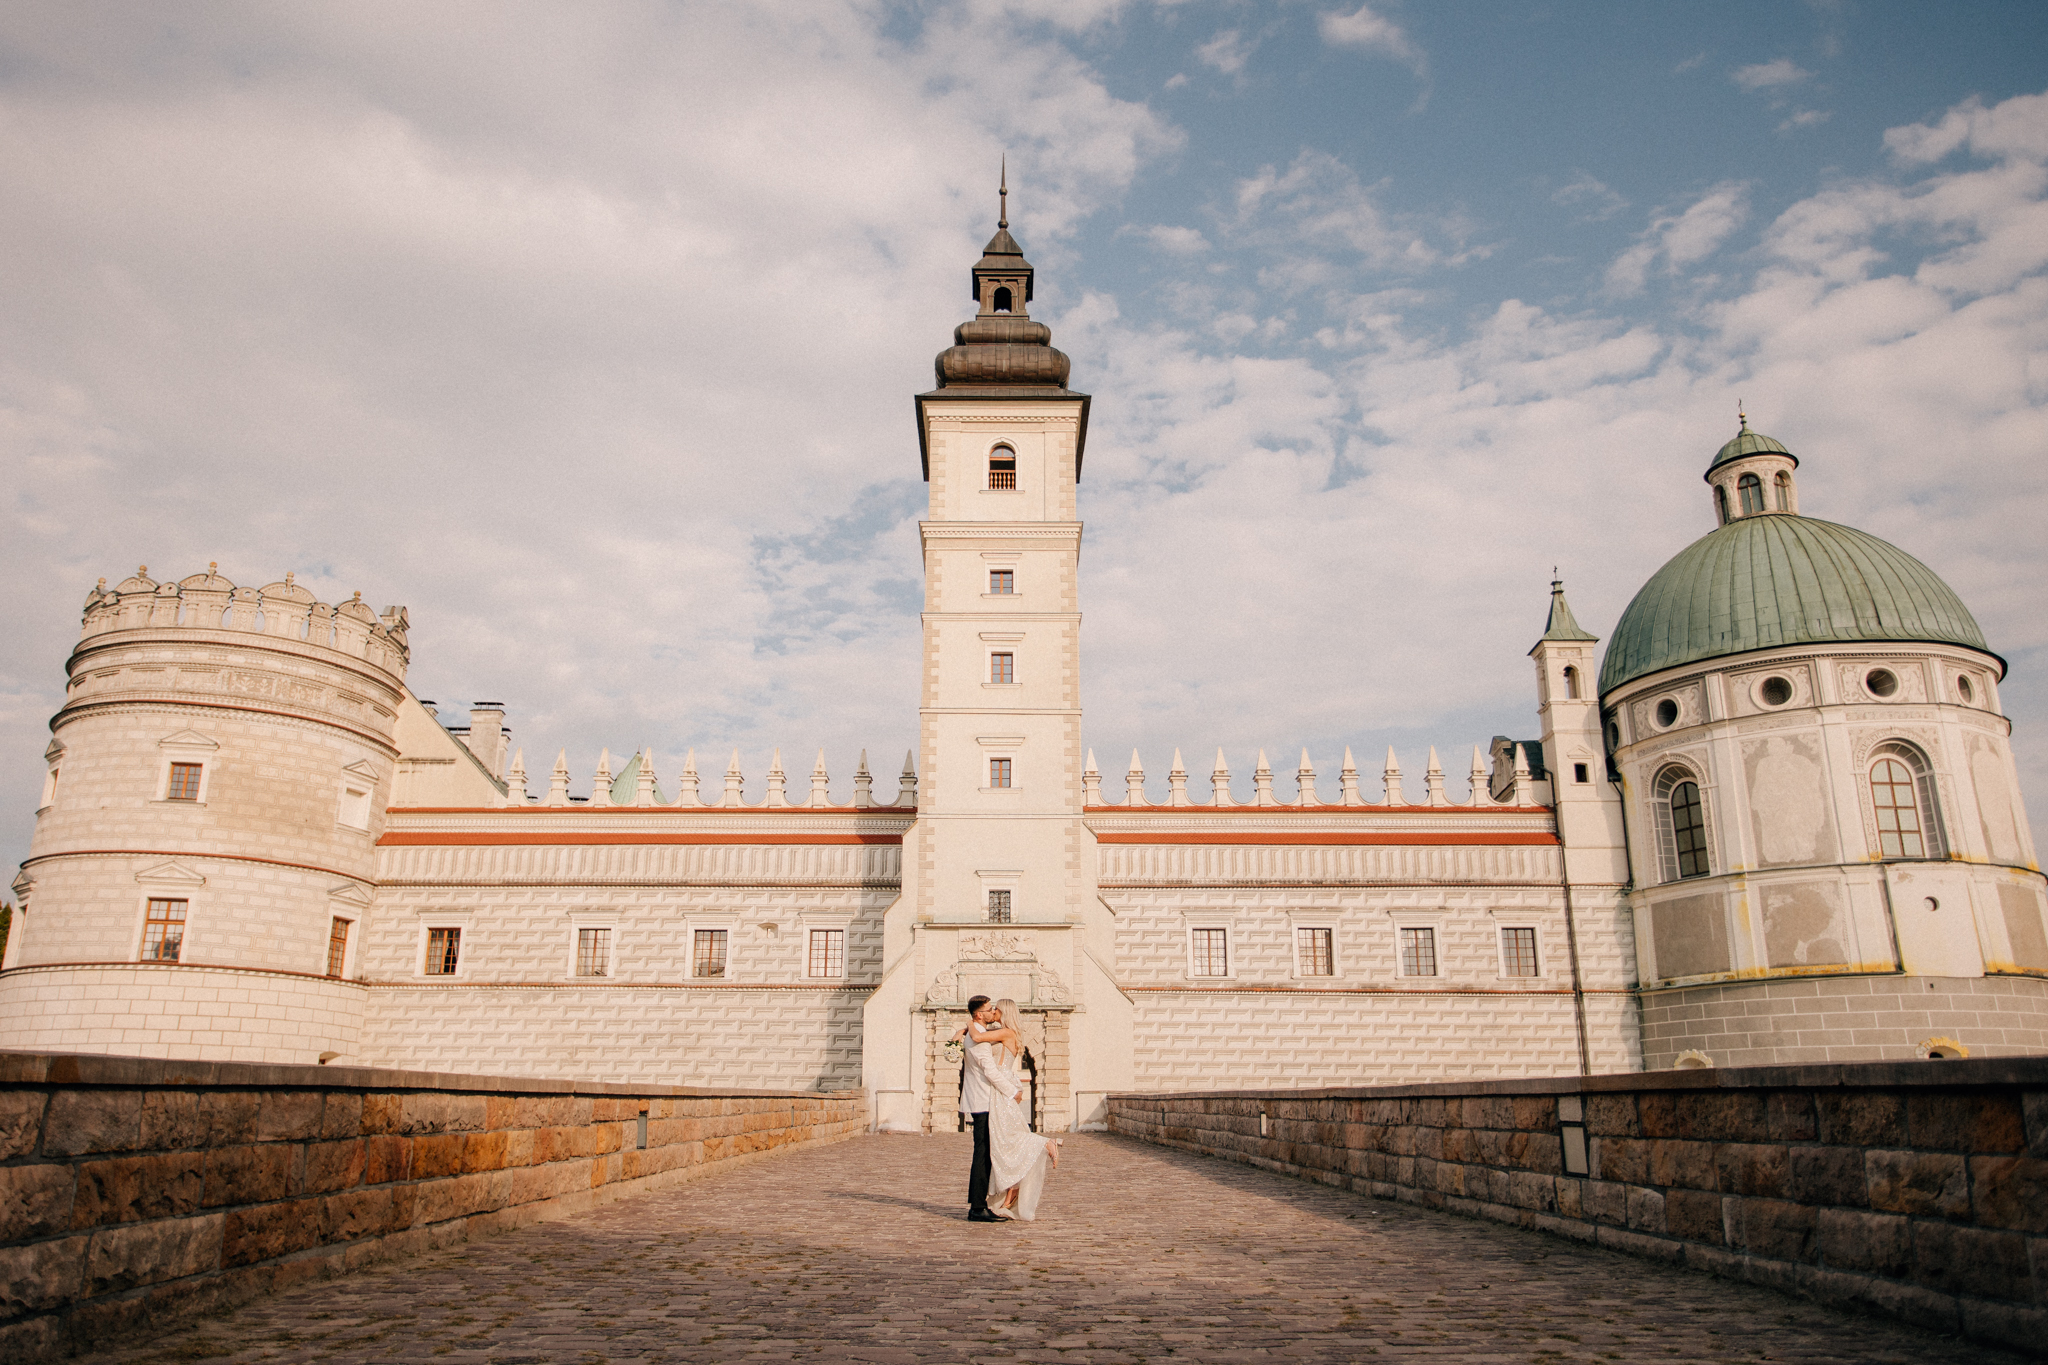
[1297,747,1319,806]
[1384,746,1405,806]
[1168,748,1190,807]
[1253,750,1277,807]
[1211,748,1234,807]
[1125,749,1146,807]
[1426,746,1448,807]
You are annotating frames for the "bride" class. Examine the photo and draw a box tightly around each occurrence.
[965,998,1060,1220]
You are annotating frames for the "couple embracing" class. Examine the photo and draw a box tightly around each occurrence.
[955,995,1061,1222]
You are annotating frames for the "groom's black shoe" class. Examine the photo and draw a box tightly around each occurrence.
[967,1208,1004,1223]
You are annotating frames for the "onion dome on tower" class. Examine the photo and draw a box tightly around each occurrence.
[916,166,1090,477]
[1598,415,1992,695]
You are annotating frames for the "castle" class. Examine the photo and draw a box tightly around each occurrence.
[5,209,2044,1131]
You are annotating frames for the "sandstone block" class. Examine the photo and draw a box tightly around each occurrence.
[200,1091,259,1145]
[2024,1090,2047,1158]
[411,1133,466,1180]
[1663,1188,1724,1244]
[1583,1179,1627,1225]
[319,1185,413,1242]
[1584,1093,1637,1137]
[42,1090,143,1157]
[1817,1091,1905,1147]
[1866,1149,1969,1219]
[1969,1155,2048,1234]
[0,1091,45,1160]
[85,1213,224,1294]
[1724,1196,1817,1263]
[1816,1207,1911,1277]
[0,1234,88,1317]
[1596,1136,1650,1185]
[1649,1139,1717,1190]
[363,1135,410,1185]
[1,1162,76,1237]
[1908,1092,2025,1153]
[72,1152,203,1227]
[361,1093,400,1134]
[256,1091,324,1142]
[1960,1300,2048,1356]
[1626,1185,1665,1234]
[319,1094,363,1140]
[303,1140,367,1196]
[1715,1143,1788,1198]
[1913,1221,2031,1301]
[222,1201,322,1268]
[1787,1145,1866,1207]
[1766,1091,1817,1142]
[140,1091,203,1150]
[202,1143,300,1208]
[398,1093,487,1135]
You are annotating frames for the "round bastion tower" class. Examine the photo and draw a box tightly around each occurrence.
[1603,420,2048,1067]
[0,567,409,1064]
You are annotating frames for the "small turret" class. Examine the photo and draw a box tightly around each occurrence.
[1704,409,1799,524]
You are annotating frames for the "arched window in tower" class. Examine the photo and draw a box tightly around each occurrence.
[1774,471,1792,511]
[1869,742,1946,859]
[988,444,1017,490]
[992,286,1013,314]
[1563,665,1580,699]
[1714,485,1730,525]
[1738,473,1765,515]
[1652,765,1712,882]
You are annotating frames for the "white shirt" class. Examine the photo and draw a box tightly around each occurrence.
[957,1021,1011,1114]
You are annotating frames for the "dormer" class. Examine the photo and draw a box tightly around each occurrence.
[1705,414,1799,525]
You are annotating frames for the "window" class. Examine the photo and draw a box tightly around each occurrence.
[1865,668,1899,698]
[1399,927,1438,977]
[989,569,1014,594]
[40,766,58,808]
[1652,767,1712,882]
[1738,473,1765,515]
[693,928,728,978]
[339,784,371,830]
[1760,675,1793,707]
[326,917,351,977]
[1774,471,1792,510]
[1501,927,1538,977]
[1562,665,1580,699]
[1573,762,1590,784]
[990,652,1015,684]
[1191,927,1228,976]
[1957,675,1974,704]
[986,890,1012,923]
[808,928,845,977]
[576,927,611,977]
[989,757,1012,788]
[988,445,1017,490]
[166,762,204,801]
[1655,698,1679,728]
[992,286,1012,314]
[142,899,186,962]
[1715,484,1730,524]
[1297,927,1334,977]
[425,927,461,975]
[1870,743,1946,860]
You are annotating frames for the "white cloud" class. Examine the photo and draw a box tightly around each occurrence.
[1778,109,1833,134]
[1128,223,1210,254]
[1196,28,1255,76]
[1732,58,1813,92]
[1886,90,2048,164]
[1606,182,1750,293]
[1318,4,1425,76]
[1230,150,1464,277]
[1551,170,1628,221]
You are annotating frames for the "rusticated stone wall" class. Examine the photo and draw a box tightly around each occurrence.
[1108,1058,2048,1355]
[0,1051,867,1360]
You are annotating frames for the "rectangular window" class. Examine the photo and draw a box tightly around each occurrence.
[986,890,1012,923]
[425,927,461,975]
[1501,927,1539,977]
[1399,927,1438,977]
[989,569,1014,594]
[141,899,186,962]
[989,757,1012,788]
[577,927,612,977]
[339,785,372,829]
[990,652,1015,684]
[1573,763,1589,784]
[166,762,203,801]
[1191,927,1229,976]
[326,917,351,977]
[693,928,728,978]
[808,928,845,977]
[1297,927,1334,977]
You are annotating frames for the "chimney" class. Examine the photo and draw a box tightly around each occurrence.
[466,703,508,780]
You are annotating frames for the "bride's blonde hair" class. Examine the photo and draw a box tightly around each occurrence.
[994,998,1023,1042]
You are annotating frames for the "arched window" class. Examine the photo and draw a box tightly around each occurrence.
[1738,473,1765,515]
[1773,471,1791,511]
[1653,766,1711,882]
[988,444,1016,490]
[1562,665,1580,699]
[992,286,1013,313]
[1869,742,1946,859]
[1714,485,1730,525]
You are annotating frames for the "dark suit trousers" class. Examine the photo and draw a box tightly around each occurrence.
[967,1110,992,1209]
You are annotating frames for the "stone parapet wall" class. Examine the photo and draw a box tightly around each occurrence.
[1107,1058,2048,1355]
[0,1051,866,1360]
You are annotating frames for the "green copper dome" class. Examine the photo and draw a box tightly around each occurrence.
[1598,514,1990,694]
[1706,423,1797,474]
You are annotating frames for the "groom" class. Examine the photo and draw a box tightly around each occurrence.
[960,995,1004,1223]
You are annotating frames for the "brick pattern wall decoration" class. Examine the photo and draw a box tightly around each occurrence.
[0,1051,866,1360]
[1107,1057,2048,1355]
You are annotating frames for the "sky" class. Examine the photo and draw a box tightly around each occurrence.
[3,0,2046,877]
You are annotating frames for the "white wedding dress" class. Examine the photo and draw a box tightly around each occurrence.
[977,1042,1052,1220]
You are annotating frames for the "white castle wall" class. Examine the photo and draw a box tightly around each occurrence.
[0,963,365,1064]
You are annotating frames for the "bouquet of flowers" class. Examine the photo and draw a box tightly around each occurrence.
[942,1036,965,1065]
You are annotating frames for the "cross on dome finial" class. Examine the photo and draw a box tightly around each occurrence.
[998,157,1008,230]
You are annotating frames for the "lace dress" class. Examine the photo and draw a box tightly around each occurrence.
[983,1046,1051,1220]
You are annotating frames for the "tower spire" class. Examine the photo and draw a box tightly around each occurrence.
[998,157,1008,229]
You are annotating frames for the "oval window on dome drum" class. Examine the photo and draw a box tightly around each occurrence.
[1759,676,1793,707]
[1655,698,1679,728]
[1957,675,1974,704]
[1866,668,1899,698]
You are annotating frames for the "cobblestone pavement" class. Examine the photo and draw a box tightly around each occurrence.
[80,1134,2031,1365]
